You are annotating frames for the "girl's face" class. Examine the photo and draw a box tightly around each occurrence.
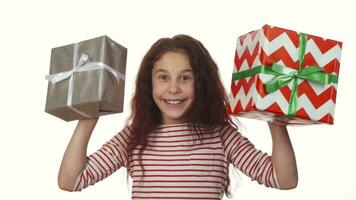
[152,51,195,125]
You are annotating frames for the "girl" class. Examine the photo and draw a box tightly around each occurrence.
[58,34,298,199]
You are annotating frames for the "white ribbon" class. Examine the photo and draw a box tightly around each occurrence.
[45,43,125,118]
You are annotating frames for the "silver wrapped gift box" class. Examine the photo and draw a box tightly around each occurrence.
[45,35,127,121]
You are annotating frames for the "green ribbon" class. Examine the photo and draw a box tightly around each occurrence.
[232,33,338,116]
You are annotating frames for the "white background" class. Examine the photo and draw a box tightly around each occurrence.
[0,0,355,199]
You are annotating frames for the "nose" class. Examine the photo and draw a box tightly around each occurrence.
[168,81,180,94]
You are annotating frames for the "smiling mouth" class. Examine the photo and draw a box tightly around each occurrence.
[162,98,187,105]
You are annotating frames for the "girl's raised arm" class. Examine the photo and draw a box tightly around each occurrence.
[268,122,298,189]
[58,118,99,191]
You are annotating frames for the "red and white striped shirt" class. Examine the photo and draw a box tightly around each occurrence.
[73,123,280,199]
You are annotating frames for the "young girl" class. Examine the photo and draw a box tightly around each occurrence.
[58,34,298,199]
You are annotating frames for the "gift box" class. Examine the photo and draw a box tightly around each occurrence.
[227,25,342,125]
[45,35,127,121]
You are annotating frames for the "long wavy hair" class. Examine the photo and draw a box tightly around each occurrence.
[125,34,237,198]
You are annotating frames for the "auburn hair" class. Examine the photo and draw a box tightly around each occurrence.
[125,34,237,198]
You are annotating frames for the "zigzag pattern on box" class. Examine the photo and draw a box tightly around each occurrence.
[229,85,336,122]
[230,79,338,122]
[235,27,342,72]
[229,25,341,123]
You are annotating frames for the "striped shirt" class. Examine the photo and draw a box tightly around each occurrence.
[73,123,280,199]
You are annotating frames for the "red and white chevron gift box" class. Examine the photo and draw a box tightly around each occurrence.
[227,24,342,125]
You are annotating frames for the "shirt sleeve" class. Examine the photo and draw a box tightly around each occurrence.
[220,124,280,189]
[72,126,131,191]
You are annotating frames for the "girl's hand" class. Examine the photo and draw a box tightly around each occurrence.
[269,120,287,126]
[269,117,289,126]
[78,117,99,127]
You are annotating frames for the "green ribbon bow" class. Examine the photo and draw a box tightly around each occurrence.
[232,33,338,116]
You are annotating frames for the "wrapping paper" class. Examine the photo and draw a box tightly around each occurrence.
[227,25,342,125]
[45,35,127,121]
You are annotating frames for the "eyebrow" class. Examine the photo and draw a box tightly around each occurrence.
[153,68,193,74]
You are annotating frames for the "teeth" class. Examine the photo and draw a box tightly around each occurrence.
[165,100,183,105]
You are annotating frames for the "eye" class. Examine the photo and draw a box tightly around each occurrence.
[180,74,193,81]
[158,74,168,81]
